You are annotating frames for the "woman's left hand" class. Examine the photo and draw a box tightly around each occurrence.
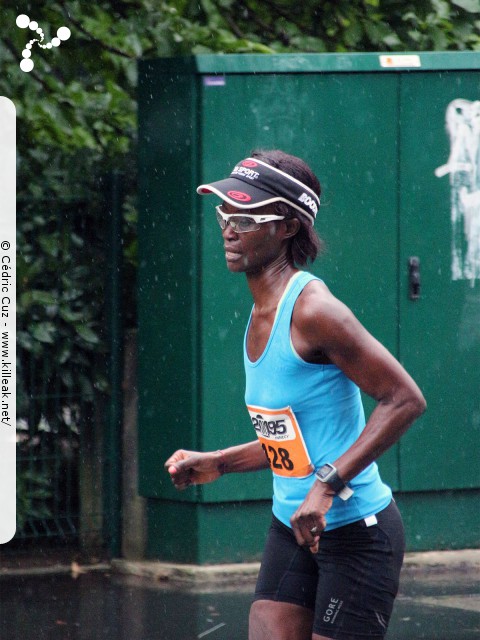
[290,481,335,553]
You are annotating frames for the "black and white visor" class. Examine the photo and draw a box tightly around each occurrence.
[197,157,320,225]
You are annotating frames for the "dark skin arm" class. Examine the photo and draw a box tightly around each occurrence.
[165,440,269,490]
[289,280,426,551]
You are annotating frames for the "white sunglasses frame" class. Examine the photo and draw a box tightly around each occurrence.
[215,205,285,233]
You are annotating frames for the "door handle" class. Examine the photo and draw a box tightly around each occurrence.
[408,256,421,300]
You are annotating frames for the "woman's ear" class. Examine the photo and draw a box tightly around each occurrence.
[283,217,301,239]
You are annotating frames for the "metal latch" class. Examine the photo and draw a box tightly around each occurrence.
[408,256,421,300]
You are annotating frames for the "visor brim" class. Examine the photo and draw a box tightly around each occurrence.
[196,177,279,210]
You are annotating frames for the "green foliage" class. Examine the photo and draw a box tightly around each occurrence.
[16,469,52,531]
[16,198,108,398]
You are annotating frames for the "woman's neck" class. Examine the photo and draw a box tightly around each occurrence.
[246,259,299,313]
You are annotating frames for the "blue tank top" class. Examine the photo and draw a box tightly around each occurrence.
[244,271,392,531]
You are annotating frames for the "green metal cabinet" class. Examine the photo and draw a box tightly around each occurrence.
[138,53,480,562]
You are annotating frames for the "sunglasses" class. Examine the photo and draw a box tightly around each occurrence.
[215,205,285,233]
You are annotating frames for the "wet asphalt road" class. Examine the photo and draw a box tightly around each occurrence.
[0,566,479,639]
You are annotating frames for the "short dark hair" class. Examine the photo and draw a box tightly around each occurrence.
[250,149,324,266]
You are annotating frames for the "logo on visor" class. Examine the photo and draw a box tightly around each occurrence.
[242,160,258,167]
[298,193,318,215]
[227,190,252,202]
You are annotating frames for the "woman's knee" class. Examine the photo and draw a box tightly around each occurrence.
[249,600,277,637]
[249,600,313,640]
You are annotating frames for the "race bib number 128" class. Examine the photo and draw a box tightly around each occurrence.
[247,405,314,478]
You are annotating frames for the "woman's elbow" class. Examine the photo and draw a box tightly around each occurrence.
[410,389,427,419]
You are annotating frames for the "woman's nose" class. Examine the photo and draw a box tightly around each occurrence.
[222,221,238,239]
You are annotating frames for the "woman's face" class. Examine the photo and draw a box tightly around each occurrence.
[219,202,288,274]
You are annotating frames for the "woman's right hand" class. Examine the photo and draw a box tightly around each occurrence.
[164,449,225,490]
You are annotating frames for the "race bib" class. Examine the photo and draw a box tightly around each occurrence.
[247,404,314,478]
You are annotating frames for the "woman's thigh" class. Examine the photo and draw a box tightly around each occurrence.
[312,500,405,640]
[250,516,317,639]
[253,514,319,610]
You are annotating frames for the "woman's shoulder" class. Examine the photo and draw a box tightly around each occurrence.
[293,278,357,339]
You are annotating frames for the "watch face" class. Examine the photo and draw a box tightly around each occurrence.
[316,464,349,497]
[317,464,335,481]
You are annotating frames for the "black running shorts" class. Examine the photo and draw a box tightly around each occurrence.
[253,500,405,639]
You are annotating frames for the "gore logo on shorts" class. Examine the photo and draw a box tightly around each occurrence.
[323,598,343,624]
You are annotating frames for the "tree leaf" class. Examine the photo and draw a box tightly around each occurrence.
[75,325,100,345]
[30,322,56,344]
[59,307,85,323]
[452,0,480,12]
[20,291,58,309]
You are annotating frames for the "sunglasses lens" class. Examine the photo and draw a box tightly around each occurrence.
[232,217,259,232]
[216,209,227,229]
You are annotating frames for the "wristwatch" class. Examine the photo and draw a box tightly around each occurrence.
[315,463,354,501]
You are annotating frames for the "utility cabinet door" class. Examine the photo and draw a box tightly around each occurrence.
[399,72,480,491]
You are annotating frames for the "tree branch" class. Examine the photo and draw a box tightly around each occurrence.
[234,0,292,45]
[215,5,246,39]
[66,15,136,59]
